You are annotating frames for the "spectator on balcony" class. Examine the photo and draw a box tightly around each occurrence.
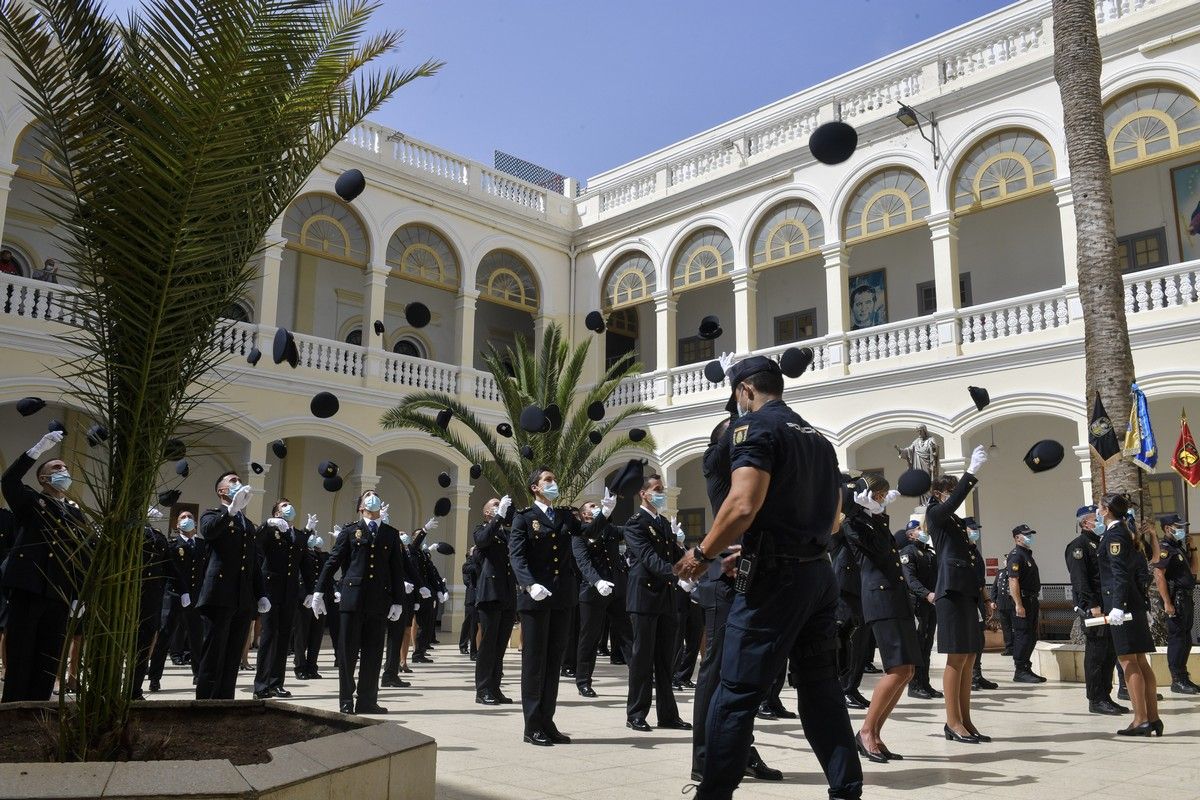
[0,249,21,276]
[31,258,59,284]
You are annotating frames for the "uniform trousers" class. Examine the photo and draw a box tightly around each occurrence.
[673,596,705,684]
[0,589,68,702]
[337,609,386,709]
[627,610,681,724]
[561,606,580,670]
[576,594,629,686]
[839,617,873,693]
[253,599,297,693]
[912,601,937,689]
[131,594,164,694]
[382,602,416,678]
[195,605,254,700]
[693,580,733,774]
[1166,591,1195,680]
[149,594,203,680]
[1083,626,1118,701]
[699,559,862,800]
[458,601,478,655]
[413,597,435,656]
[1012,598,1040,671]
[291,605,325,675]
[475,602,515,696]
[995,606,1014,650]
[518,606,570,735]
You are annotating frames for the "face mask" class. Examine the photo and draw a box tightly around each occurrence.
[363,494,382,513]
[1023,534,1036,549]
[542,482,560,502]
[226,480,242,501]
[178,517,195,533]
[280,504,295,520]
[650,493,667,511]
[618,543,627,555]
[917,531,930,544]
[1173,527,1187,541]
[400,533,412,546]
[49,470,72,491]
[307,534,320,549]
[1094,516,1107,535]
[968,530,981,544]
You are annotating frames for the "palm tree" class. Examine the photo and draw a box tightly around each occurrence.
[1052,0,1139,497]
[0,0,439,760]
[381,323,656,504]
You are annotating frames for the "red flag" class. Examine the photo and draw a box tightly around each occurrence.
[1172,410,1200,488]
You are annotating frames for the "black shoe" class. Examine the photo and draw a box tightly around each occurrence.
[927,687,944,698]
[307,671,323,680]
[412,654,433,664]
[965,727,992,743]
[973,677,998,690]
[148,679,161,693]
[253,690,273,700]
[610,656,626,666]
[691,770,702,782]
[294,669,306,680]
[131,691,146,702]
[745,746,783,780]
[400,665,413,674]
[271,687,292,698]
[1117,722,1153,737]
[1090,701,1124,715]
[659,719,692,730]
[1013,671,1046,684]
[1171,681,1199,695]
[626,719,652,732]
[524,731,553,747]
[880,746,904,761]
[170,656,185,666]
[1102,699,1129,714]
[459,645,469,654]
[755,704,778,720]
[862,663,881,674]
[597,646,610,656]
[855,732,888,763]
[943,724,980,743]
[844,691,870,709]
[469,653,477,661]
[681,679,696,689]
[339,702,354,714]
[546,730,572,744]
[578,685,597,698]
[560,667,576,678]
[381,674,400,687]
[907,687,935,700]
[770,705,797,719]
[1000,648,1012,657]
[430,639,441,645]
[496,692,514,704]
[356,704,388,714]
[476,693,501,706]
[1117,687,1129,701]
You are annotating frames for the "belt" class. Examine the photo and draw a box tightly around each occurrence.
[775,552,830,564]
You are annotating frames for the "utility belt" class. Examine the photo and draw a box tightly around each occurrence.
[1169,584,1195,598]
[735,532,828,593]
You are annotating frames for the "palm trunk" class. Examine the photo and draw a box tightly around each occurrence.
[1052,0,1139,501]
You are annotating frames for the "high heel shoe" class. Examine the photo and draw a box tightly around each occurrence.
[964,726,992,743]
[1116,722,1153,736]
[1150,719,1164,737]
[855,733,889,763]
[879,746,904,761]
[944,724,980,743]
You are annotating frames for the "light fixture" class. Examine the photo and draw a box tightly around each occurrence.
[895,103,939,167]
[988,425,998,452]
[387,131,406,143]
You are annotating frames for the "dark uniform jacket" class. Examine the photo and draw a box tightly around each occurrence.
[473,517,516,608]
[197,506,265,613]
[926,473,980,600]
[0,507,15,567]
[257,523,315,608]
[1,453,90,600]
[831,529,863,624]
[316,518,405,615]
[900,538,937,605]
[843,506,911,623]
[624,507,683,616]
[139,526,171,617]
[1099,520,1149,613]
[411,529,447,596]
[1005,544,1040,603]
[970,541,989,616]
[573,512,624,603]
[463,551,481,606]
[1153,538,1196,595]
[168,534,207,598]
[509,503,579,612]
[1065,530,1103,612]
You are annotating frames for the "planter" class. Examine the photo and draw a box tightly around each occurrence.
[1033,642,1200,684]
[0,700,436,800]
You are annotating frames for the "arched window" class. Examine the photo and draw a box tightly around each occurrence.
[220,300,252,323]
[476,250,540,311]
[750,200,824,269]
[282,194,369,266]
[670,227,734,292]
[345,328,362,346]
[842,168,930,242]
[952,129,1056,212]
[392,337,424,358]
[0,243,32,277]
[607,307,638,337]
[12,125,61,185]
[1104,84,1200,169]
[385,224,460,290]
[603,251,656,310]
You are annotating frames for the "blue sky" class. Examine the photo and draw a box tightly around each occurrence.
[106,0,1013,180]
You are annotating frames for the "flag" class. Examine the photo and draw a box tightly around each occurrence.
[1123,382,1157,471]
[1172,410,1200,488]
[1089,392,1122,466]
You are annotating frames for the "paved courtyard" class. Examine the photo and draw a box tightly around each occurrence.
[149,646,1200,800]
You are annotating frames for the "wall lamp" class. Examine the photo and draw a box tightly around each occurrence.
[895,103,939,167]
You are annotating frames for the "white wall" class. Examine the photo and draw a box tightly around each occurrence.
[844,227,934,324]
[958,192,1065,305]
[754,256,827,344]
[675,281,734,364]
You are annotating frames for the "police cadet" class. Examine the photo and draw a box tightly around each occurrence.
[964,518,998,691]
[900,520,941,699]
[311,489,409,714]
[572,490,624,697]
[410,524,447,664]
[380,519,423,688]
[1064,504,1125,714]
[1153,513,1197,694]
[675,355,861,800]
[252,499,317,699]
[459,545,481,657]
[509,467,579,746]
[472,495,516,705]
[623,473,693,733]
[131,509,171,699]
[292,533,329,681]
[1,430,89,703]
[832,513,869,709]
[196,471,269,700]
[1006,524,1045,683]
[149,509,206,689]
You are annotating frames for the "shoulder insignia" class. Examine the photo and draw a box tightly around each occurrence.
[38,498,46,508]
[1072,548,1083,560]
[1010,563,1019,571]
[733,425,749,445]
[275,532,282,540]
[1179,554,1186,562]
[900,554,909,564]
[532,520,541,532]
[1159,551,1169,561]
[1110,542,1121,555]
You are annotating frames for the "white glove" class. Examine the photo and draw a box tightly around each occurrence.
[853,489,884,515]
[718,351,735,374]
[27,430,64,459]
[333,524,342,536]
[311,594,327,618]
[413,603,421,612]
[967,444,988,476]
[302,594,313,608]
[180,593,191,608]
[677,578,697,593]
[529,583,552,601]
[257,596,271,614]
[595,579,614,597]
[306,514,318,531]
[379,503,390,524]
[387,604,402,622]
[600,488,616,517]
[1108,608,1127,626]
[497,495,512,518]
[268,517,289,532]
[438,591,448,603]
[881,490,901,508]
[419,586,432,599]
[229,484,253,514]
[333,590,341,603]
[404,581,414,594]
[70,599,85,619]
[147,505,164,520]
[671,517,685,542]
[424,517,439,532]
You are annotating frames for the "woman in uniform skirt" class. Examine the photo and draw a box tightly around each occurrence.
[926,445,990,744]
[841,478,921,763]
[1097,493,1161,736]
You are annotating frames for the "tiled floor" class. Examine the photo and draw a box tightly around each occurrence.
[149,647,1200,799]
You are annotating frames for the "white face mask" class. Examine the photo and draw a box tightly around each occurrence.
[178,517,195,533]
[917,531,930,544]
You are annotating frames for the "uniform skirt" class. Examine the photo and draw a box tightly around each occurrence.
[936,591,983,654]
[871,617,921,670]
[1111,611,1154,656]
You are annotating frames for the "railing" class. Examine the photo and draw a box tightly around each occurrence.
[754,338,831,372]
[847,317,941,365]
[746,110,820,157]
[941,22,1046,84]
[381,351,459,392]
[670,364,719,398]
[472,371,502,403]
[1094,0,1161,24]
[0,273,88,326]
[599,173,658,213]
[292,331,364,376]
[217,320,259,358]
[607,372,661,407]
[393,138,470,186]
[479,168,547,213]
[839,72,923,119]
[960,288,1071,343]
[668,145,736,188]
[1124,260,1200,314]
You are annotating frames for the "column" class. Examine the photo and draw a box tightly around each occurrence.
[1054,179,1080,288]
[0,164,15,246]
[821,243,849,374]
[664,486,683,520]
[243,439,272,523]
[256,219,286,330]
[353,450,380,499]
[731,269,758,354]
[361,261,389,383]
[444,482,477,635]
[928,212,962,354]
[455,289,479,373]
[1074,416,1094,504]
[653,291,676,373]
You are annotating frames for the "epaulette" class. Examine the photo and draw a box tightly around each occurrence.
[517,506,533,514]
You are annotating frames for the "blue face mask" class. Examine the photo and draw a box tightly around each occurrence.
[226,480,242,501]
[1094,516,1107,535]
[49,470,72,492]
[542,482,560,502]
[280,504,295,520]
[968,530,981,544]
[917,531,930,544]
[1023,534,1036,549]
[1173,527,1187,541]
[178,517,195,533]
[650,492,667,511]
[307,533,320,549]
[363,494,382,513]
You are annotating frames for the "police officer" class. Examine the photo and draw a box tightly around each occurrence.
[509,467,579,746]
[1006,524,1044,683]
[410,527,447,664]
[675,355,861,800]
[196,471,269,700]
[624,474,692,733]
[459,545,481,657]
[149,510,206,689]
[1,430,89,703]
[965,518,997,691]
[380,520,423,687]
[1153,514,1197,694]
[312,489,409,714]
[990,560,1014,656]
[572,492,625,697]
[673,567,705,691]
[832,518,870,709]
[472,496,516,705]
[900,521,940,699]
[252,499,317,699]
[1064,504,1124,713]
[292,533,329,680]
[131,511,171,699]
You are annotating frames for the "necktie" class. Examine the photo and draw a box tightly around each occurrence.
[545,507,555,524]
[368,521,378,538]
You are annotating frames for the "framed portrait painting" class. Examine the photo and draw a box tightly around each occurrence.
[1172,160,1200,263]
[848,268,887,330]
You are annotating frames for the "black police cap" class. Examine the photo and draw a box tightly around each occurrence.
[432,541,455,555]
[1158,513,1187,528]
[704,359,726,384]
[519,405,547,434]
[1012,523,1035,537]
[317,460,339,478]
[496,422,513,438]
[158,489,182,507]
[86,424,109,447]
[588,430,603,445]
[250,462,264,475]
[585,310,606,334]
[17,397,46,416]
[545,404,563,432]
[310,391,339,419]
[780,346,814,379]
[435,409,453,430]
[724,356,782,413]
[469,463,483,480]
[808,120,858,165]
[519,444,535,460]
[246,347,262,366]
[698,315,723,340]
[405,302,431,329]
[273,327,299,368]
[1024,439,1064,473]
[175,458,190,478]
[893,530,910,548]
[323,475,343,492]
[608,458,646,496]
[434,497,452,517]
[270,439,287,459]
[334,168,366,203]
[437,471,451,488]
[968,386,990,412]
[587,401,605,422]
[163,439,186,461]
[373,320,385,336]
[897,468,932,498]
[629,428,647,442]
[48,419,66,435]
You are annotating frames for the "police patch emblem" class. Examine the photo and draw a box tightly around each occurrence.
[900,554,909,564]
[1072,548,1083,560]
[1110,542,1121,555]
[1160,551,1169,561]
[355,529,363,541]
[532,520,541,532]
[1011,563,1019,571]
[733,425,749,445]
[178,547,185,557]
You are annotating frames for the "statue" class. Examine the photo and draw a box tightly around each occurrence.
[896,425,940,502]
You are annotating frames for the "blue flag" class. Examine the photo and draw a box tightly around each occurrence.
[1124,382,1158,471]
